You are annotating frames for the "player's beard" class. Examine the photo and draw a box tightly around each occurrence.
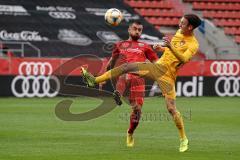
[131,35,140,41]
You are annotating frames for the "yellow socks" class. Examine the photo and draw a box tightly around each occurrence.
[173,111,186,139]
[95,66,125,83]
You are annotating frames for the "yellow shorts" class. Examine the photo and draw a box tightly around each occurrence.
[134,62,176,99]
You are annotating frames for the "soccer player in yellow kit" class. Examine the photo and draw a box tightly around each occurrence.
[82,14,201,152]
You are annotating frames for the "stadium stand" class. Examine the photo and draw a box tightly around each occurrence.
[183,0,240,44]
[0,0,162,57]
[0,0,239,59]
[124,0,240,59]
[125,0,183,30]
[0,0,240,98]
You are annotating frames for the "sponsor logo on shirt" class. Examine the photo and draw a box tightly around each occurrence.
[120,41,132,49]
[138,43,144,47]
[126,48,142,54]
[180,40,185,46]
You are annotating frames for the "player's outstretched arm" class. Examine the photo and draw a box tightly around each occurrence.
[162,37,198,63]
[170,46,197,63]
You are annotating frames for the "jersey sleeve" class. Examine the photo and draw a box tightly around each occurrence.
[181,42,199,63]
[145,45,158,62]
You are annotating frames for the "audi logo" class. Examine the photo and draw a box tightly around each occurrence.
[210,61,240,76]
[215,76,240,97]
[11,75,59,98]
[19,62,52,76]
[11,62,60,97]
[49,12,76,19]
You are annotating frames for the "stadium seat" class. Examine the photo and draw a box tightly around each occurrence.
[125,0,181,28]
[135,9,183,17]
[214,19,240,27]
[184,0,240,46]
[224,27,240,35]
[145,17,179,26]
[193,2,240,11]
[235,36,240,43]
[203,11,240,19]
[184,0,240,2]
[125,0,173,9]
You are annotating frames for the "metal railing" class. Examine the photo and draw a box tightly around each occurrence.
[0,41,41,57]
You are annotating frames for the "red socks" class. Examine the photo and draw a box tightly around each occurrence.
[128,110,142,134]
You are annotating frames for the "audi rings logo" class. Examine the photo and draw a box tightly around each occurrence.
[18,62,52,76]
[210,61,240,76]
[49,12,76,19]
[215,76,240,97]
[11,62,60,97]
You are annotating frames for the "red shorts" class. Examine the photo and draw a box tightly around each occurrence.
[116,74,145,106]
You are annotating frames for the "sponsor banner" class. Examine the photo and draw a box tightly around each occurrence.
[0,58,107,76]
[178,60,240,76]
[148,76,240,97]
[0,58,240,77]
[36,6,76,19]
[0,5,30,16]
[0,75,239,97]
[0,30,49,41]
[0,58,238,97]
[96,31,121,43]
[139,34,162,45]
[58,29,92,46]
[85,8,140,22]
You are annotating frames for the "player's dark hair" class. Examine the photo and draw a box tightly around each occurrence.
[129,21,142,26]
[184,14,202,29]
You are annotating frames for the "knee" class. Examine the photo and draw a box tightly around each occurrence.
[132,105,142,117]
[167,106,176,115]
[165,98,176,115]
[166,102,176,115]
[121,63,138,73]
[132,105,141,113]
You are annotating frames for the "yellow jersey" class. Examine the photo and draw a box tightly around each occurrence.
[156,29,199,77]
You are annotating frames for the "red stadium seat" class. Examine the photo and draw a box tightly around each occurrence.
[135,8,183,17]
[184,0,240,3]
[125,0,181,28]
[224,27,240,35]
[235,36,240,43]
[214,19,240,27]
[203,11,240,19]
[193,2,240,11]
[145,17,179,26]
[125,0,173,9]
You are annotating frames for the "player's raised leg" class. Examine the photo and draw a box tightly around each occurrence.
[81,63,140,87]
[81,62,166,87]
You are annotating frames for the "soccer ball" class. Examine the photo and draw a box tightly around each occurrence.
[104,8,123,26]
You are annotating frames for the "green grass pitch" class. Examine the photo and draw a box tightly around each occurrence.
[0,97,239,160]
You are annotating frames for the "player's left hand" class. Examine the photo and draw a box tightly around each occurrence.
[162,37,171,48]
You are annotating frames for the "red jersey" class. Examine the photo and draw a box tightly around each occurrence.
[112,40,158,66]
[111,40,158,106]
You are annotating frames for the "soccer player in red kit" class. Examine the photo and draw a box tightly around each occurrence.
[106,21,158,147]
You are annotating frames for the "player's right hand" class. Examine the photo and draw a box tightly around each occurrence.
[153,43,165,52]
